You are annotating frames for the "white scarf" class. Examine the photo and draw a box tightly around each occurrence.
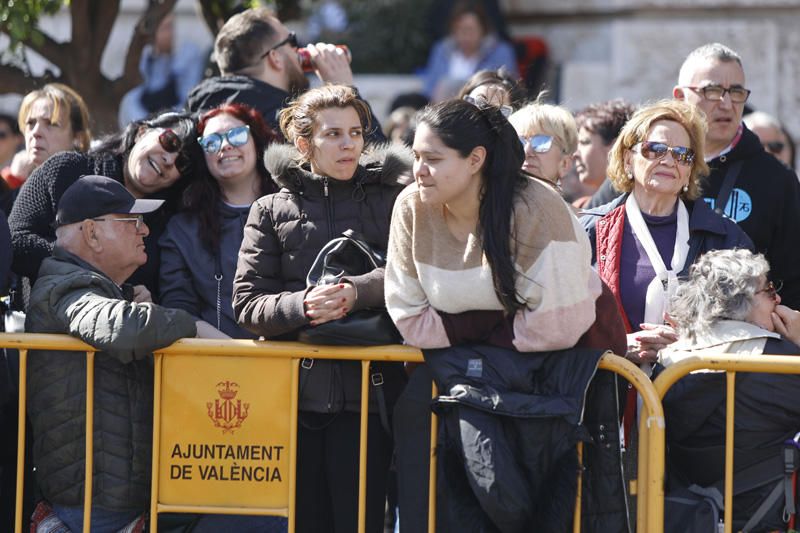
[625,193,690,326]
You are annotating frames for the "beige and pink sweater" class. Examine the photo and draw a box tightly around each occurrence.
[385,178,601,351]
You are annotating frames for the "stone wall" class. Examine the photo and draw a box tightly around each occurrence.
[505,1,800,146]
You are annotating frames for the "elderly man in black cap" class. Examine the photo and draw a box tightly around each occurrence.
[24,175,200,532]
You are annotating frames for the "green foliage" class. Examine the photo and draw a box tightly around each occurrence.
[0,0,65,50]
[337,0,434,74]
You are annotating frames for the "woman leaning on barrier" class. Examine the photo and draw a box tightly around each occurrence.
[660,248,800,532]
[232,84,411,533]
[385,98,629,532]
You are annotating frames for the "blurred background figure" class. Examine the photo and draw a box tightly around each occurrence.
[743,110,796,171]
[423,0,517,102]
[509,99,577,193]
[573,99,636,209]
[304,0,348,43]
[0,113,22,170]
[456,66,526,110]
[1,84,91,196]
[118,12,205,128]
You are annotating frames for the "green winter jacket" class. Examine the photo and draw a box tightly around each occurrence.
[25,247,196,511]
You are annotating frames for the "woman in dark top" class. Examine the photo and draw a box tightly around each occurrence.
[159,103,277,337]
[9,111,199,297]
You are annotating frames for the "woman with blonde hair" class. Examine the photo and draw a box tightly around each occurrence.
[509,100,577,190]
[2,83,91,190]
[581,99,753,365]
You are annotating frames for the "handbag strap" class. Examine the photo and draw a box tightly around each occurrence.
[714,160,743,216]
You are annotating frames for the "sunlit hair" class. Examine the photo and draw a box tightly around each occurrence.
[575,99,636,145]
[669,248,769,341]
[187,103,279,253]
[18,83,92,152]
[214,7,278,75]
[678,42,743,86]
[509,98,578,155]
[607,99,709,200]
[278,84,372,163]
[457,67,525,109]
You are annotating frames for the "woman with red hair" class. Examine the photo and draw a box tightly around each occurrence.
[159,103,278,338]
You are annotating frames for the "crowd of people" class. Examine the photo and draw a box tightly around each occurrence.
[1,3,800,533]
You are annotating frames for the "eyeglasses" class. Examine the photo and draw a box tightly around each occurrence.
[198,125,251,153]
[261,31,299,59]
[462,95,513,118]
[763,141,786,155]
[756,280,782,301]
[92,215,145,231]
[519,134,558,153]
[158,129,183,153]
[633,141,696,166]
[684,85,751,103]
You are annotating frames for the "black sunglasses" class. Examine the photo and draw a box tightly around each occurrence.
[158,129,183,153]
[633,141,696,166]
[261,32,298,59]
[764,141,786,154]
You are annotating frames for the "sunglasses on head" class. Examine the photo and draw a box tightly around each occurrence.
[633,141,696,166]
[198,125,251,154]
[519,134,556,153]
[462,95,513,118]
[764,141,786,154]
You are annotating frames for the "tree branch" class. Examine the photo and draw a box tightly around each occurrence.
[90,0,121,69]
[0,64,50,95]
[0,24,67,68]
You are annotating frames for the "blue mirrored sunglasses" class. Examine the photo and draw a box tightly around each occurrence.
[519,134,555,153]
[198,125,251,154]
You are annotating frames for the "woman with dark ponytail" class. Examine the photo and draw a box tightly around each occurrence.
[385,99,603,530]
[387,98,599,349]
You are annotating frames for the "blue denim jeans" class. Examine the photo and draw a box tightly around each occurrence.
[53,504,140,533]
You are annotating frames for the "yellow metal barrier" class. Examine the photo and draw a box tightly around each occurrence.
[3,333,662,533]
[653,353,800,533]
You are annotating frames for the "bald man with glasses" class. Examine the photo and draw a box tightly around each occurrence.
[674,42,800,309]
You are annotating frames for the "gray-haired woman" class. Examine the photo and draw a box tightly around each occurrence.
[663,248,800,360]
[660,248,800,532]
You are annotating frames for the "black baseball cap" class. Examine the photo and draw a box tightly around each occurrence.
[55,175,164,227]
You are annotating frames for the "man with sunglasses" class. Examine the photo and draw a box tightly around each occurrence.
[25,175,204,532]
[187,8,384,144]
[743,110,795,171]
[674,42,800,309]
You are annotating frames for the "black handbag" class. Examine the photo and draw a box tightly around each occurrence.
[297,229,402,346]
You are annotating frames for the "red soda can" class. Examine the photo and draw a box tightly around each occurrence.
[297,45,352,73]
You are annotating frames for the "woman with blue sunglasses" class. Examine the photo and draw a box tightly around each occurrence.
[159,103,278,339]
[509,99,577,191]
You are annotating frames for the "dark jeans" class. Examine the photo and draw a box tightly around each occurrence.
[296,411,392,533]
[392,366,433,533]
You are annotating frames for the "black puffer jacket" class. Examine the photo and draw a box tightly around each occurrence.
[425,344,630,533]
[233,143,412,412]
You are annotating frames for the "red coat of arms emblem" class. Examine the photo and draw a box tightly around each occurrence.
[207,380,250,433]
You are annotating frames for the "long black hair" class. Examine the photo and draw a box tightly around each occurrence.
[91,111,199,208]
[415,99,527,314]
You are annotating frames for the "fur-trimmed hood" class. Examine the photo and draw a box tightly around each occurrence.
[263,142,413,193]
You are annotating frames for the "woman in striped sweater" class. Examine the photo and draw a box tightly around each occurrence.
[385,98,603,531]
[386,99,600,350]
